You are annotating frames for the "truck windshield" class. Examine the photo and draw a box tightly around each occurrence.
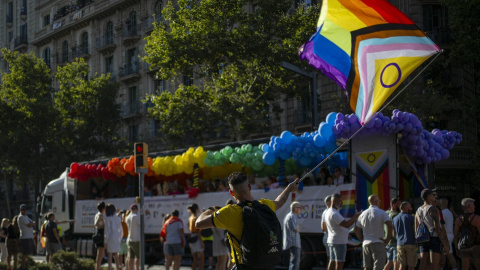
[42,195,53,214]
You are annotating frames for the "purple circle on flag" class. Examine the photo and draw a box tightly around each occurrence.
[380,63,401,88]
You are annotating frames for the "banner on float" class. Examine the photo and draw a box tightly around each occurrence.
[74,183,355,234]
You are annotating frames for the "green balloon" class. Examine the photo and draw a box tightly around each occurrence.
[214,151,222,160]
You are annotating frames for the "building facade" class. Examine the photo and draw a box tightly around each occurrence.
[0,0,476,199]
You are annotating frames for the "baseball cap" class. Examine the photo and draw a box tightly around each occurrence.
[130,204,138,210]
[421,189,436,200]
[19,204,28,210]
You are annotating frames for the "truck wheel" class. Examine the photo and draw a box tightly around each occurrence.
[300,236,316,270]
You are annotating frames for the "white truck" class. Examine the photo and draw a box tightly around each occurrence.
[38,133,403,269]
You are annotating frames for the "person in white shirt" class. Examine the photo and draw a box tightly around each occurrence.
[355,195,393,270]
[325,194,361,270]
[333,167,344,186]
[321,195,332,264]
[126,204,141,270]
[440,198,457,270]
[18,204,35,270]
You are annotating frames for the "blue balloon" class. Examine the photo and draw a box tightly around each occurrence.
[279,151,291,160]
[324,142,336,153]
[262,144,272,153]
[262,152,276,166]
[313,134,326,147]
[299,156,312,167]
[326,112,337,125]
[280,131,293,144]
[320,122,333,138]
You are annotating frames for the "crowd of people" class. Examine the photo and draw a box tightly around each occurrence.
[318,188,480,270]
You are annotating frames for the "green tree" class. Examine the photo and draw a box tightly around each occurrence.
[144,0,319,147]
[54,58,124,161]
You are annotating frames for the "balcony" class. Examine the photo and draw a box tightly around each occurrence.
[436,146,474,169]
[56,53,71,66]
[122,26,141,45]
[119,62,141,83]
[142,15,163,34]
[14,36,28,51]
[120,101,146,118]
[426,27,451,45]
[294,108,312,132]
[143,62,158,74]
[6,14,13,27]
[72,45,90,59]
[96,35,116,54]
[32,0,138,47]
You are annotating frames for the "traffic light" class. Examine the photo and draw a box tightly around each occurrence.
[134,142,148,169]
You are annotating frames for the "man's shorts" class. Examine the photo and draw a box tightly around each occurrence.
[386,244,397,261]
[46,241,62,255]
[119,238,128,255]
[128,241,140,258]
[164,243,184,256]
[397,245,417,268]
[363,242,387,269]
[6,239,19,254]
[322,236,330,258]
[328,244,346,262]
[419,237,443,254]
[19,238,35,255]
[448,238,453,254]
[458,245,480,258]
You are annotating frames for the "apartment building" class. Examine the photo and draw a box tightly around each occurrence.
[0,0,476,185]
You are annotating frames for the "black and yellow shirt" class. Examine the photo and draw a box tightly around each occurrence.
[212,199,276,264]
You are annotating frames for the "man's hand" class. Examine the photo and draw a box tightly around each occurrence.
[288,178,300,193]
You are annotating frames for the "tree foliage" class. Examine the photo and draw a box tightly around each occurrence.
[0,49,124,183]
[144,0,319,147]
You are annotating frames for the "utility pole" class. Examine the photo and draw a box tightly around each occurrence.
[134,143,148,270]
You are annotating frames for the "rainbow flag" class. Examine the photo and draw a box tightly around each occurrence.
[340,189,356,217]
[299,0,441,124]
[354,150,390,210]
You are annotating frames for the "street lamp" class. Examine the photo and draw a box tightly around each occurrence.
[281,61,318,130]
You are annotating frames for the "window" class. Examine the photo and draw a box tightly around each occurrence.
[128,125,139,143]
[106,21,114,43]
[155,79,165,93]
[81,32,88,53]
[8,31,13,42]
[62,40,69,62]
[423,5,450,43]
[43,47,50,67]
[218,63,224,75]
[21,0,27,14]
[20,24,27,37]
[126,48,137,70]
[129,11,137,32]
[105,57,113,74]
[7,2,13,17]
[129,86,138,103]
[183,71,193,86]
[44,15,50,26]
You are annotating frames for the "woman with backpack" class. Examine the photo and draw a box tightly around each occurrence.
[453,198,480,270]
[188,203,204,270]
[6,216,19,270]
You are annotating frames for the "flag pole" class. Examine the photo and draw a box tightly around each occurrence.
[298,50,443,182]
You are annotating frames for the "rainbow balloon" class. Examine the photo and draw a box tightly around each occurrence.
[299,0,441,124]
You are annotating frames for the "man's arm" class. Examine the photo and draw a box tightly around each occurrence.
[354,225,363,242]
[453,217,460,248]
[321,221,327,233]
[179,228,185,248]
[274,178,300,210]
[196,208,215,229]
[430,207,449,253]
[339,211,361,228]
[53,228,61,244]
[383,220,393,244]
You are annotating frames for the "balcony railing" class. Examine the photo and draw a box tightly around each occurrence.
[6,14,13,24]
[14,35,28,48]
[72,45,89,58]
[142,16,163,32]
[121,101,145,117]
[294,108,311,125]
[426,27,451,45]
[119,62,140,77]
[56,53,71,64]
[122,26,139,38]
[96,34,115,48]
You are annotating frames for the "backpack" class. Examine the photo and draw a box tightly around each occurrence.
[13,216,21,237]
[458,214,476,250]
[416,208,432,245]
[228,200,282,268]
[201,228,213,238]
